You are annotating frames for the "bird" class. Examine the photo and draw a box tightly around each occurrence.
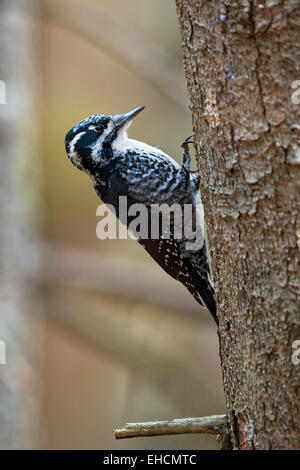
[65,105,218,325]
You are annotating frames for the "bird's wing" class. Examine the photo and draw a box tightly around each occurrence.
[102,152,218,324]
[140,234,218,325]
[105,150,183,205]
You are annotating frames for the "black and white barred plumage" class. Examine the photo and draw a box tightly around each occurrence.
[65,106,218,324]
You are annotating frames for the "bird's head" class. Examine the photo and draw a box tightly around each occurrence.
[65,105,145,173]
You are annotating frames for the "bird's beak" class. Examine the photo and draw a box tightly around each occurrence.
[113,105,145,130]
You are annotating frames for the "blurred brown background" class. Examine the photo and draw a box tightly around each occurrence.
[0,0,224,450]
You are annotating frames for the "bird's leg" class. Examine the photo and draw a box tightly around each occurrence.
[180,135,197,174]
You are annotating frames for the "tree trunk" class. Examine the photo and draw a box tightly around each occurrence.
[176,0,300,450]
[0,0,43,449]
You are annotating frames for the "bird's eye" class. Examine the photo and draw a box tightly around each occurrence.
[95,125,104,133]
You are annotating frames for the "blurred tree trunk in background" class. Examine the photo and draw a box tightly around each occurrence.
[0,0,43,449]
[176,0,300,450]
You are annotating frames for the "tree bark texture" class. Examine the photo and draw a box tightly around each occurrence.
[176,0,300,450]
[0,0,43,449]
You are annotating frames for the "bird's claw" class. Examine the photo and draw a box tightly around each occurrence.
[180,135,194,148]
[181,135,197,174]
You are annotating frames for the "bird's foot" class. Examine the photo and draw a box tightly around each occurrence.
[180,135,197,174]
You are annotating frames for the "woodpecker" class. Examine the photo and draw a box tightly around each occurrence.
[65,106,218,325]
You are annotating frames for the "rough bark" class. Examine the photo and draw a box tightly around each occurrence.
[0,0,43,449]
[176,0,300,450]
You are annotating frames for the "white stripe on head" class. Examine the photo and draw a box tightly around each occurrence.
[69,131,85,154]
[69,131,86,168]
[91,121,114,162]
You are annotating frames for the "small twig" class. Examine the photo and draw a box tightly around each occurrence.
[114,415,227,439]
